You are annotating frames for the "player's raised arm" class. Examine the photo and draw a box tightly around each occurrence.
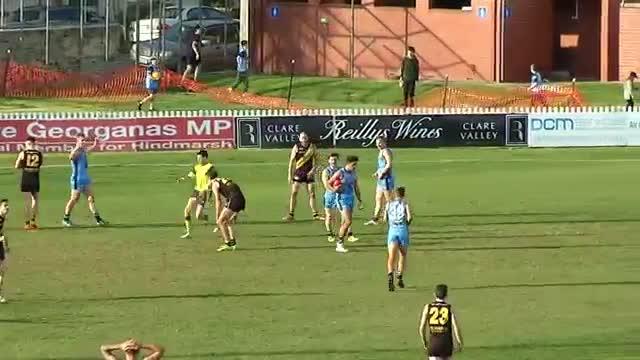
[177,167,196,183]
[86,136,99,152]
[141,343,164,360]
[69,137,83,160]
[14,151,24,169]
[287,145,298,183]
[451,311,464,352]
[99,343,121,360]
[418,304,430,350]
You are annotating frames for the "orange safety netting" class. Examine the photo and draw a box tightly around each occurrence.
[417,84,584,108]
[0,61,302,109]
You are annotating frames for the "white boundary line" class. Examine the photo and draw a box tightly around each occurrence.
[1,158,640,171]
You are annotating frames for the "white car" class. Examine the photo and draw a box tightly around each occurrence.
[128,6,231,42]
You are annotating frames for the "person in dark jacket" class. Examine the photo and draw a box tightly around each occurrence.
[399,46,420,108]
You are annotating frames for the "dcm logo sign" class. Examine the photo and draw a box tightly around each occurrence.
[531,118,575,131]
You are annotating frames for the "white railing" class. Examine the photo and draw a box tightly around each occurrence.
[0,106,637,120]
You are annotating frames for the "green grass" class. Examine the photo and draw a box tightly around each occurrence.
[0,92,248,113]
[575,82,624,106]
[0,148,639,359]
[0,73,629,113]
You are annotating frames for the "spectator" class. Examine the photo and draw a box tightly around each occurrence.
[624,71,637,111]
[181,25,203,84]
[399,46,419,108]
[528,64,543,91]
[230,40,250,93]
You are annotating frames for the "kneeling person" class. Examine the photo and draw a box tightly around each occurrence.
[211,172,246,252]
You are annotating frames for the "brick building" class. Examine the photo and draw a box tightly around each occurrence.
[250,0,640,82]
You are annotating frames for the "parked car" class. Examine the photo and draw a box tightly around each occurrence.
[128,6,233,42]
[130,20,239,71]
[0,6,102,28]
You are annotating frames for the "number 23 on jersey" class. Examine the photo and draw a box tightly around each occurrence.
[428,305,450,328]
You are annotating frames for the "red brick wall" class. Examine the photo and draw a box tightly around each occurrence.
[253,0,497,81]
[619,5,640,80]
[502,0,554,82]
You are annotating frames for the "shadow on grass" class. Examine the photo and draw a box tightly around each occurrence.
[237,242,632,253]
[172,347,413,358]
[453,281,640,291]
[459,218,640,227]
[23,341,640,360]
[37,223,184,231]
[425,211,565,218]
[261,231,587,240]
[0,318,48,324]
[61,292,327,303]
[23,348,413,360]
[469,341,640,350]
[412,243,638,253]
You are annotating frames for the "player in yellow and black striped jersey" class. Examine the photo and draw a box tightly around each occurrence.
[0,198,11,304]
[419,284,464,360]
[210,171,246,252]
[14,136,43,230]
[176,150,215,239]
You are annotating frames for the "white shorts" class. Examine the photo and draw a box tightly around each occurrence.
[429,357,451,360]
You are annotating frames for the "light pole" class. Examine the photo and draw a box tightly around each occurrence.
[240,0,249,45]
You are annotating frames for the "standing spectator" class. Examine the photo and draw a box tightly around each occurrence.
[624,72,637,111]
[528,64,543,91]
[229,40,250,93]
[181,25,203,84]
[399,46,419,108]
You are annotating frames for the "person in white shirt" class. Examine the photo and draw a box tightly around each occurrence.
[624,72,637,111]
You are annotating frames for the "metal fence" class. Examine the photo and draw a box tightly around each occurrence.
[0,0,240,72]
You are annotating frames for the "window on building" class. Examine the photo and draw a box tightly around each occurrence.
[430,0,471,9]
[374,0,416,7]
[321,0,362,4]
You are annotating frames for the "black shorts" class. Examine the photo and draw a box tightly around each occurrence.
[293,169,315,184]
[428,338,453,358]
[191,190,208,206]
[226,191,246,213]
[21,173,40,194]
[188,54,201,68]
[403,80,416,99]
[0,241,6,261]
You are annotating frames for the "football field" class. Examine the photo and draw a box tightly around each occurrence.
[0,147,639,360]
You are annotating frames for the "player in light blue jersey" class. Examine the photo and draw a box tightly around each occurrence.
[321,153,340,242]
[63,133,106,227]
[138,57,161,111]
[328,155,363,253]
[365,136,394,226]
[321,154,359,243]
[384,186,412,292]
